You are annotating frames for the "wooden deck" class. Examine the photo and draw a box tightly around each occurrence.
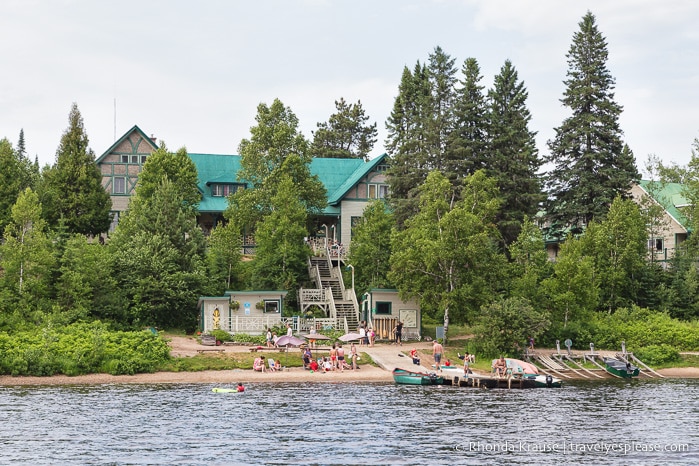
[437,370,546,389]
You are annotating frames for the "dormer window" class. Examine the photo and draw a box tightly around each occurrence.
[212,183,244,197]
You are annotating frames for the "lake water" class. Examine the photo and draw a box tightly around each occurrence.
[0,378,697,465]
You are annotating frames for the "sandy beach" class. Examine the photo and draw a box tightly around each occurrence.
[0,336,696,386]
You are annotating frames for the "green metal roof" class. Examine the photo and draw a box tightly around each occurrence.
[309,154,387,205]
[188,153,243,212]
[638,180,690,231]
[188,153,387,214]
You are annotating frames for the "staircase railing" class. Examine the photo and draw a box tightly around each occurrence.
[326,288,338,320]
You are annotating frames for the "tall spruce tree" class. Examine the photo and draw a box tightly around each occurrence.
[486,60,544,247]
[0,139,24,236]
[545,11,639,230]
[385,63,431,226]
[310,98,378,160]
[446,57,488,184]
[39,103,112,236]
[386,47,458,227]
[424,46,457,172]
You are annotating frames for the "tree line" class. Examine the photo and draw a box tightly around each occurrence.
[1,12,698,356]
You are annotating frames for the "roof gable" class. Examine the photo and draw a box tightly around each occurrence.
[638,180,690,231]
[311,154,388,205]
[96,125,158,163]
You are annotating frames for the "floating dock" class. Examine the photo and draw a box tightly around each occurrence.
[435,368,560,389]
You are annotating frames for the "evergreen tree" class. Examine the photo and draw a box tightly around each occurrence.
[545,11,639,230]
[56,235,123,324]
[16,129,39,190]
[310,98,378,160]
[0,139,24,236]
[424,46,457,172]
[386,47,459,228]
[486,60,544,247]
[39,103,112,236]
[446,57,488,184]
[385,63,431,227]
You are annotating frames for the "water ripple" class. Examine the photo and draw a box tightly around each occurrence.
[0,379,696,465]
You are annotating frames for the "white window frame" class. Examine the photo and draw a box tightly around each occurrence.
[113,176,126,194]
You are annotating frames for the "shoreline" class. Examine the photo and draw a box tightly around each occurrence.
[2,336,697,386]
[0,365,394,386]
[1,366,697,387]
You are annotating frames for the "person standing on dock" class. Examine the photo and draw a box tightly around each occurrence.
[393,321,403,346]
[432,340,444,371]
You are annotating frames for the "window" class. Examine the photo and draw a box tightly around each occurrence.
[368,184,389,199]
[264,301,279,313]
[121,155,129,163]
[212,183,244,197]
[351,216,362,238]
[131,155,139,164]
[141,155,147,164]
[379,185,389,198]
[648,238,664,252]
[375,301,391,315]
[113,177,126,194]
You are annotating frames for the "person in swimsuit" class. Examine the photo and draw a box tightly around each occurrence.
[330,344,337,371]
[337,344,345,372]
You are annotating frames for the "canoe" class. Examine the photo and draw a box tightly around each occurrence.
[523,374,563,388]
[212,387,243,393]
[604,358,640,378]
[393,368,444,385]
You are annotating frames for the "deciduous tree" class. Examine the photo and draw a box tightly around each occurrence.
[389,170,506,340]
[346,200,394,297]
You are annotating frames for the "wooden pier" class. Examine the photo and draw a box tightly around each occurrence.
[436,369,557,389]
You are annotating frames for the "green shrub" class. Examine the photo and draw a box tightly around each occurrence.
[210,329,233,342]
[233,333,265,344]
[0,321,171,376]
[635,344,681,365]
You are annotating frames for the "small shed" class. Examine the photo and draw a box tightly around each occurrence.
[361,288,421,341]
[198,290,288,335]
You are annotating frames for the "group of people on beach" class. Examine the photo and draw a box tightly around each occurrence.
[253,356,283,372]
[302,343,360,372]
[358,321,375,346]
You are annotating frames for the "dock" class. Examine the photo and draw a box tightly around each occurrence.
[436,368,558,389]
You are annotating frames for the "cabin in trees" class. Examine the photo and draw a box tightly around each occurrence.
[198,290,288,334]
[542,180,690,266]
[360,289,422,341]
[96,125,390,250]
